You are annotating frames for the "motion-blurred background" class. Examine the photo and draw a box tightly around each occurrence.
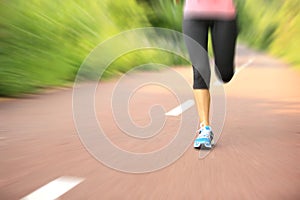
[0,0,299,97]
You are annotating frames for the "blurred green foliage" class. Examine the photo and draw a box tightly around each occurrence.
[236,0,300,66]
[269,1,300,67]
[0,0,185,97]
[0,0,299,97]
[137,0,183,31]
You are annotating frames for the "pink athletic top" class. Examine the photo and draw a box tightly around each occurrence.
[184,0,237,19]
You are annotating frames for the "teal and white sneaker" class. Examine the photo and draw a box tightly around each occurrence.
[194,125,214,149]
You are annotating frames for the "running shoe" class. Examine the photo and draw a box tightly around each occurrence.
[194,125,214,149]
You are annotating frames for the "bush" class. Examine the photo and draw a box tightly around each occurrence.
[236,0,300,67]
[0,0,150,96]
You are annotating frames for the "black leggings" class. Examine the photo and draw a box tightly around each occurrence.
[183,18,238,89]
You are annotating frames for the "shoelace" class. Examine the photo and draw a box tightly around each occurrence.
[198,130,210,139]
[197,122,213,140]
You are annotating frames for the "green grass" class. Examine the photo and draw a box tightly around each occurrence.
[0,0,151,97]
[1,0,299,97]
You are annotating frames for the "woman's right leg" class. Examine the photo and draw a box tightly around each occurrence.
[183,19,211,126]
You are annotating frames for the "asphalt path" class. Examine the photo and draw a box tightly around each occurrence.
[0,45,299,199]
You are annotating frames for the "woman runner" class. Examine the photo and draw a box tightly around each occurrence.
[178,0,238,149]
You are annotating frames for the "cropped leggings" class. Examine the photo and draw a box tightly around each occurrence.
[183,18,238,89]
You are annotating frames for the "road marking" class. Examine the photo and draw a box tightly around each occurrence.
[165,99,195,116]
[213,80,223,86]
[213,58,255,86]
[235,58,255,74]
[21,176,84,200]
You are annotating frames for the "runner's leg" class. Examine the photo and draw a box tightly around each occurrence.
[183,19,211,126]
[211,19,238,83]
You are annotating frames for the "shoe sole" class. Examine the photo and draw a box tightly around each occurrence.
[194,141,215,150]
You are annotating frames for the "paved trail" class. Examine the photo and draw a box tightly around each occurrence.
[0,45,299,199]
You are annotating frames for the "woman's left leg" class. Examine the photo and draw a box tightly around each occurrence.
[211,19,238,83]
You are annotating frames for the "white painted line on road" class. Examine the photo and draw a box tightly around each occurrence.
[165,99,195,116]
[213,80,223,86]
[215,58,255,84]
[235,58,255,74]
[212,58,255,86]
[21,176,84,200]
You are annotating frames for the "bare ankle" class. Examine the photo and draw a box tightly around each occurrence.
[200,121,209,127]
